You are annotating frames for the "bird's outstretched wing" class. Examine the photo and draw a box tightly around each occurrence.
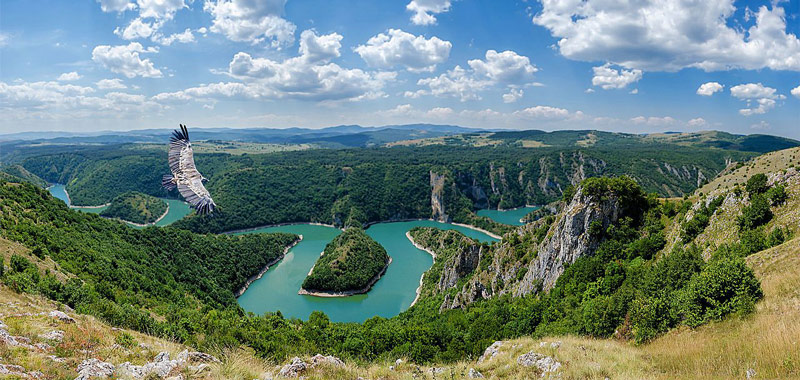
[164,124,216,215]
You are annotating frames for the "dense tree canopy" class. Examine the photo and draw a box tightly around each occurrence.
[302,228,390,292]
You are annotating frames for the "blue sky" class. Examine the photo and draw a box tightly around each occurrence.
[1,0,799,138]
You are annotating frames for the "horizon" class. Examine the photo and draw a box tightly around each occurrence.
[1,0,799,138]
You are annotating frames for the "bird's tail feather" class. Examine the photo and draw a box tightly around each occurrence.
[162,174,176,191]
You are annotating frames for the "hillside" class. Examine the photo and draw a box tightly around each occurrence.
[12,141,756,234]
[0,164,47,188]
[387,130,799,154]
[100,191,168,225]
[301,228,391,294]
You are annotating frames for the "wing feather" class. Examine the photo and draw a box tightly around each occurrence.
[167,124,216,215]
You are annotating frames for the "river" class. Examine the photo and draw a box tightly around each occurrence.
[235,221,498,322]
[47,184,191,226]
[477,206,540,226]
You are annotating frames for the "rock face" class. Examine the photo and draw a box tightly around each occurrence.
[437,241,483,292]
[515,188,622,295]
[279,357,307,378]
[76,358,115,380]
[430,171,449,222]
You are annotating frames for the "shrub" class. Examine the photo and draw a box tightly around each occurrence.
[681,257,763,328]
[766,185,788,206]
[745,173,769,196]
[738,194,773,231]
[115,332,137,349]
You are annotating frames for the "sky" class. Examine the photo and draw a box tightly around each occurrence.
[1,0,799,138]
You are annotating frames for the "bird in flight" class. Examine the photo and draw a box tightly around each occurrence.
[162,124,216,214]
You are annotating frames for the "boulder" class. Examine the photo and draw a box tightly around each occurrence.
[49,310,76,323]
[39,330,65,342]
[468,368,484,378]
[309,354,344,367]
[278,357,306,378]
[478,341,503,363]
[517,352,562,377]
[75,358,115,380]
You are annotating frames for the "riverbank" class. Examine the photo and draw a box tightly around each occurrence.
[48,184,110,208]
[224,222,341,235]
[406,231,436,307]
[235,235,303,297]
[298,256,393,298]
[450,222,503,240]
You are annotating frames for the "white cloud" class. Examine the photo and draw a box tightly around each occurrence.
[57,72,81,81]
[730,83,784,116]
[792,85,800,99]
[416,50,537,101]
[502,88,523,103]
[97,0,135,13]
[584,88,595,93]
[697,82,724,96]
[355,29,451,72]
[534,1,800,72]
[96,78,127,90]
[591,64,641,89]
[92,42,163,78]
[631,116,677,126]
[299,29,342,63]
[751,121,770,130]
[160,30,393,103]
[153,28,195,45]
[204,0,296,48]
[115,18,158,40]
[513,105,571,120]
[687,117,708,128]
[136,0,185,20]
[406,0,451,25]
[629,88,638,95]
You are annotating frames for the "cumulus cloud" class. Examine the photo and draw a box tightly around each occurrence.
[204,0,296,48]
[355,29,451,72]
[96,0,135,13]
[96,78,127,90]
[687,117,708,128]
[791,85,800,99]
[533,1,800,72]
[115,18,158,40]
[697,82,724,96]
[136,0,185,20]
[502,88,523,103]
[159,30,393,103]
[513,105,571,120]
[730,83,784,115]
[416,50,537,101]
[631,116,677,126]
[591,64,641,89]
[92,42,163,78]
[153,28,195,45]
[406,0,451,25]
[299,29,342,63]
[57,72,81,81]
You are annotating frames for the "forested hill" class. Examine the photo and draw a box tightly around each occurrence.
[302,228,390,293]
[14,141,757,233]
[100,191,168,224]
[0,180,297,339]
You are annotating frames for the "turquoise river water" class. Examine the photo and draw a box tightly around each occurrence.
[47,184,191,227]
[477,206,540,226]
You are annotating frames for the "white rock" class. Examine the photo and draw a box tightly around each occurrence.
[468,368,484,378]
[310,354,344,367]
[278,357,306,378]
[40,330,65,342]
[395,358,403,366]
[75,358,115,380]
[550,341,561,349]
[48,310,76,323]
[746,368,757,379]
[517,352,562,377]
[478,341,503,363]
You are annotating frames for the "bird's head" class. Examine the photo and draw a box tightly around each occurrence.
[201,176,208,183]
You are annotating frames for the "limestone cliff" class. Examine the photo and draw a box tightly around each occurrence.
[430,171,449,222]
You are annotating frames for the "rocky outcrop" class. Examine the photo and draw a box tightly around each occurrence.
[478,341,503,363]
[76,358,115,380]
[515,187,622,295]
[279,357,307,377]
[437,242,483,292]
[517,351,562,376]
[430,171,449,222]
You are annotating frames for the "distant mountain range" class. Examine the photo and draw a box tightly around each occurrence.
[0,124,487,148]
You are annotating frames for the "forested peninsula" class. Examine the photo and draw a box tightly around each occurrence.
[301,228,390,295]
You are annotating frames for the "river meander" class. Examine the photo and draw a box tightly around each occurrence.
[235,221,498,322]
[477,206,540,226]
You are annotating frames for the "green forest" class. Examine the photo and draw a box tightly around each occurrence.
[0,175,767,364]
[302,228,390,293]
[15,142,754,234]
[100,191,168,224]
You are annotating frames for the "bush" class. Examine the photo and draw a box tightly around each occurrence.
[766,185,788,206]
[745,173,769,196]
[115,332,137,349]
[738,194,773,231]
[681,257,763,327]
